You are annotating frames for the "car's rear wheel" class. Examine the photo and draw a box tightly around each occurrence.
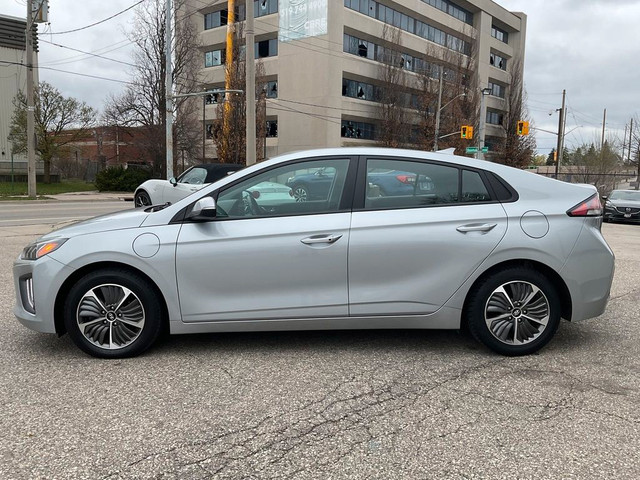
[135,190,152,207]
[64,269,163,358]
[465,267,561,356]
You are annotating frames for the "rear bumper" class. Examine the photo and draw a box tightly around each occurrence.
[560,221,615,322]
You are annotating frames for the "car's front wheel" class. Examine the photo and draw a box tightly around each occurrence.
[465,267,561,356]
[134,190,152,208]
[292,185,309,202]
[63,269,163,358]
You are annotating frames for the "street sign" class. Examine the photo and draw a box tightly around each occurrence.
[465,147,478,153]
[482,147,489,153]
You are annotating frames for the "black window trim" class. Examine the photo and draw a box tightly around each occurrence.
[353,155,504,211]
[175,155,359,223]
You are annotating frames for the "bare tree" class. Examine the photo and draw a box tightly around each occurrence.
[489,59,535,168]
[415,34,479,153]
[566,141,621,194]
[212,26,268,164]
[9,81,96,183]
[376,26,411,148]
[103,0,201,178]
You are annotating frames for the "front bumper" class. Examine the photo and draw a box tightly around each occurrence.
[13,255,74,334]
[604,206,640,223]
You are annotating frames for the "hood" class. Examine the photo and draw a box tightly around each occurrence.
[608,198,640,207]
[38,208,151,241]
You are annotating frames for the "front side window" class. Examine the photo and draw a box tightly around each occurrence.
[364,159,492,209]
[179,167,208,184]
[216,159,351,218]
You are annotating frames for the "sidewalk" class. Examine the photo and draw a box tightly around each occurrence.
[3,191,134,202]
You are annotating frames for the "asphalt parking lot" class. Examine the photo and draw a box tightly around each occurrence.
[1,206,639,479]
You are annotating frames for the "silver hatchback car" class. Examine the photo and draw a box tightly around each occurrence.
[13,148,614,358]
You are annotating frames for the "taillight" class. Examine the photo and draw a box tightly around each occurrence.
[567,194,602,217]
[396,174,415,184]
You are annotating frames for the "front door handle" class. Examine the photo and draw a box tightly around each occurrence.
[300,234,343,245]
[456,223,497,233]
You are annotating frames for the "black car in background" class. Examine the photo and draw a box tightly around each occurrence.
[603,189,640,223]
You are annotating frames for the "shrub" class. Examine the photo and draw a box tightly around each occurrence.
[95,166,152,192]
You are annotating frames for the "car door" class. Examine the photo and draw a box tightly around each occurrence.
[175,157,355,322]
[348,156,508,316]
[163,166,208,204]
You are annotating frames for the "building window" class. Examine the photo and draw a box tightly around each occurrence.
[343,78,380,101]
[490,52,507,70]
[205,49,224,67]
[205,91,224,104]
[486,109,504,126]
[266,119,278,137]
[256,38,277,59]
[422,0,473,25]
[344,0,470,56]
[255,0,278,17]
[265,80,278,98]
[205,123,215,139]
[491,25,509,44]
[488,81,506,98]
[341,120,376,140]
[204,11,227,30]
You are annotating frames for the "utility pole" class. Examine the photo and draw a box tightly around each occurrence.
[433,65,444,151]
[628,118,633,164]
[600,108,607,153]
[165,0,174,179]
[245,0,256,165]
[554,89,566,179]
[26,0,36,197]
[222,0,236,163]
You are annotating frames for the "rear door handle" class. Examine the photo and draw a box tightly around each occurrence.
[456,223,497,233]
[300,234,343,245]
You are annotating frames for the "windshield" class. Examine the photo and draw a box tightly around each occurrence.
[609,191,640,201]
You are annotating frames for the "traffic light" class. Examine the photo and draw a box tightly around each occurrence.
[461,125,473,139]
[517,120,530,135]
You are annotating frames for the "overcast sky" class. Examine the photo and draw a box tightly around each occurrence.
[4,0,639,155]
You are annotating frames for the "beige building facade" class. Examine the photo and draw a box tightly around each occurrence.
[188,0,526,159]
[0,14,39,170]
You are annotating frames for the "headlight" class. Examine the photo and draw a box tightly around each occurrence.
[21,239,68,260]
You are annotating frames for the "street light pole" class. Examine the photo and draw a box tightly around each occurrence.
[478,87,491,160]
[433,65,444,151]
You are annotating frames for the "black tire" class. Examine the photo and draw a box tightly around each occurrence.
[292,184,309,202]
[465,267,561,356]
[135,190,152,208]
[63,268,163,359]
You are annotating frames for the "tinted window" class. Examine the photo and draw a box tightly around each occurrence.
[216,159,350,218]
[462,170,491,202]
[364,159,459,209]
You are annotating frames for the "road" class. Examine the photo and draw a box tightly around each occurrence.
[0,200,129,227]
[1,202,639,479]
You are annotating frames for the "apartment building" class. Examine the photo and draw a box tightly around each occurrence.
[0,14,38,171]
[188,0,526,159]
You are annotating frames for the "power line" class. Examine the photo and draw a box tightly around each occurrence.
[39,38,136,68]
[47,0,145,35]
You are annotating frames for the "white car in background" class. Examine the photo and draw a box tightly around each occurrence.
[134,163,243,207]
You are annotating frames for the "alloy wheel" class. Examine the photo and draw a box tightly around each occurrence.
[484,281,550,345]
[76,284,145,350]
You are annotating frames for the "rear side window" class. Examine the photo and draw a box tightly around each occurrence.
[364,158,492,210]
[462,170,491,202]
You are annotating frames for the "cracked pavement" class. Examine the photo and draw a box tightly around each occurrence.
[1,212,639,479]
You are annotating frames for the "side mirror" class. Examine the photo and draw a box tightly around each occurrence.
[169,177,178,186]
[187,197,216,221]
